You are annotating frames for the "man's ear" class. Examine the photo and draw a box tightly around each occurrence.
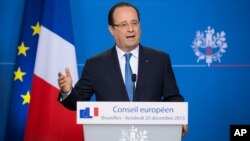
[108,25,114,36]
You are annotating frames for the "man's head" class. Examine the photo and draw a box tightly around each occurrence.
[108,2,141,52]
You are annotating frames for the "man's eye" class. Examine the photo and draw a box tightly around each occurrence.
[120,23,127,27]
[132,22,138,26]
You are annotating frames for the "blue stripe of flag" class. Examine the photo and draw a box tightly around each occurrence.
[42,0,74,44]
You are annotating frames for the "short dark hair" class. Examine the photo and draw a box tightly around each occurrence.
[108,2,140,26]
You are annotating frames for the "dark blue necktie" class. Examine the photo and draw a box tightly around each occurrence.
[125,53,133,101]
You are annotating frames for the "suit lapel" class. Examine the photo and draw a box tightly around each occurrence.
[134,45,151,101]
[106,47,129,100]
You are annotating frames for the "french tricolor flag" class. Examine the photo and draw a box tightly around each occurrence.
[24,0,84,140]
[90,107,99,117]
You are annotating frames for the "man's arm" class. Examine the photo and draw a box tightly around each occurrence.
[57,60,94,110]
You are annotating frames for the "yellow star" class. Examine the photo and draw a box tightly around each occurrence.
[14,67,26,82]
[31,22,40,36]
[18,42,29,56]
[21,91,31,105]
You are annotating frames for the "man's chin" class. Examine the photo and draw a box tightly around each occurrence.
[125,42,139,48]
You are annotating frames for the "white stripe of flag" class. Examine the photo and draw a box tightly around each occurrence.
[34,26,78,87]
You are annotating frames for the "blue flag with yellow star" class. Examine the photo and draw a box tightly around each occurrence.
[5,0,44,140]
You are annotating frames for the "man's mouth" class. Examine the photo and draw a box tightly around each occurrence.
[126,35,135,39]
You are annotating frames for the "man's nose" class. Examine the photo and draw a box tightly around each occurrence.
[127,24,134,32]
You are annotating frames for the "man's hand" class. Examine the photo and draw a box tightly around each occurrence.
[182,124,188,137]
[58,68,73,94]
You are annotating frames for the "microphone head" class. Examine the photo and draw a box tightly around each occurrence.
[132,74,137,82]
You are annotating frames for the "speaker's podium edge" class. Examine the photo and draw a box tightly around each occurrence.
[77,102,188,141]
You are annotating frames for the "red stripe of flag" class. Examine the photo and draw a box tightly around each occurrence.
[94,107,99,117]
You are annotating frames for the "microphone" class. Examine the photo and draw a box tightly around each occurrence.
[132,74,137,100]
[132,74,136,83]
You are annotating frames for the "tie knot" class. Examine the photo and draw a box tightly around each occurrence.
[125,53,132,62]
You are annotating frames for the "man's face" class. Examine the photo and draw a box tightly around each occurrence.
[109,6,141,52]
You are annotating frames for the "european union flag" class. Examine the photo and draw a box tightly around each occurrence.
[5,0,44,140]
[80,108,93,118]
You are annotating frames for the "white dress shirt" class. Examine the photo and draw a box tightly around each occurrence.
[116,45,139,85]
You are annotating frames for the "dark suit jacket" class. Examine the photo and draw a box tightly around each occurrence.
[59,44,184,110]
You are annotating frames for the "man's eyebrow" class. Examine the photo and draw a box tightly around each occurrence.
[118,19,139,23]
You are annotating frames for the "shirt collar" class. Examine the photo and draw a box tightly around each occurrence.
[116,45,139,59]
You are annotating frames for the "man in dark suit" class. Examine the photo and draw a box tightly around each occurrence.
[58,2,187,136]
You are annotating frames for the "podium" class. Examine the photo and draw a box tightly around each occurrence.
[77,102,188,141]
